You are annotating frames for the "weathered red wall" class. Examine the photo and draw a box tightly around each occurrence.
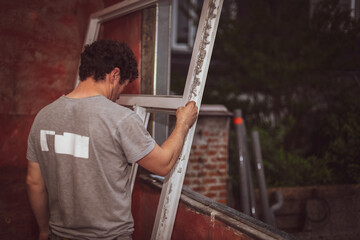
[132,176,253,240]
[0,0,104,169]
[98,11,142,94]
[0,0,141,238]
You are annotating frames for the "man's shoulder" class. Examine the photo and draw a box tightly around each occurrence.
[35,96,64,117]
[33,95,136,124]
[29,96,64,132]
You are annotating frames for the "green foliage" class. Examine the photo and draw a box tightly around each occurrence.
[204,0,360,186]
[255,125,333,187]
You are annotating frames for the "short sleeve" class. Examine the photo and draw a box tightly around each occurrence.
[116,113,156,163]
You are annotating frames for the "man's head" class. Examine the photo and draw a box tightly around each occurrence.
[79,40,138,84]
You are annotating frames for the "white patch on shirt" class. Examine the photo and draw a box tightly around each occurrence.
[40,130,55,151]
[40,130,89,159]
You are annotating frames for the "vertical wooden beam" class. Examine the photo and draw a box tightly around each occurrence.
[141,6,156,94]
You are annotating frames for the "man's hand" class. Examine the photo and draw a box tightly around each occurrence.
[38,230,50,240]
[175,101,198,130]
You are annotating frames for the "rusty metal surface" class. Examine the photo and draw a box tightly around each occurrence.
[133,174,298,240]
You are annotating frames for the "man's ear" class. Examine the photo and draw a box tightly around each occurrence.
[110,67,121,84]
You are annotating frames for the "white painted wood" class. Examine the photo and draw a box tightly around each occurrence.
[117,95,182,111]
[92,0,159,23]
[151,0,224,239]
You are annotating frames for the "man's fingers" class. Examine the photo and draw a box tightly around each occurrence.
[185,101,196,107]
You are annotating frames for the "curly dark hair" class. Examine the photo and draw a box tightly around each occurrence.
[79,40,138,83]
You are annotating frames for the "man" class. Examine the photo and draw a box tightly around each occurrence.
[26,40,198,240]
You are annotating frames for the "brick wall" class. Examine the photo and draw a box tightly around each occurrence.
[183,105,232,204]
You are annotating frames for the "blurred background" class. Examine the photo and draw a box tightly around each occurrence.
[0,0,359,239]
[170,0,360,238]
[171,0,360,188]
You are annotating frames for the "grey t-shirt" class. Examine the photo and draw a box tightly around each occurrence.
[27,95,155,240]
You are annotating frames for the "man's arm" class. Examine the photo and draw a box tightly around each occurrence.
[26,161,50,240]
[137,101,198,176]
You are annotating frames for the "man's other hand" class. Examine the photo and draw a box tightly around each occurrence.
[39,230,49,240]
[175,101,198,130]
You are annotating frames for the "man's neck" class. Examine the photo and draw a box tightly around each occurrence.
[66,77,108,99]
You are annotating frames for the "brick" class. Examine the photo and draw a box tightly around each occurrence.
[183,179,191,185]
[191,165,200,170]
[209,144,227,149]
[192,186,206,192]
[209,132,219,137]
[186,179,200,185]
[186,172,199,178]
[199,145,208,150]
[207,150,217,156]
[219,151,228,155]
[204,164,217,169]
[207,172,221,177]
[205,192,217,198]
[202,168,218,173]
[188,179,201,185]
[210,185,226,191]
[218,164,227,169]
[219,178,228,183]
[198,172,208,177]
[207,138,218,143]
[192,151,203,157]
[219,191,228,197]
[194,181,202,186]
[208,171,227,177]
[190,157,205,163]
[203,178,217,184]
[211,157,227,162]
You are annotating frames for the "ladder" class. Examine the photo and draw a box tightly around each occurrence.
[79,0,224,238]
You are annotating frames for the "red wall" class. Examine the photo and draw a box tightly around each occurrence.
[98,11,142,94]
[0,0,104,169]
[0,0,141,238]
[132,176,254,240]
